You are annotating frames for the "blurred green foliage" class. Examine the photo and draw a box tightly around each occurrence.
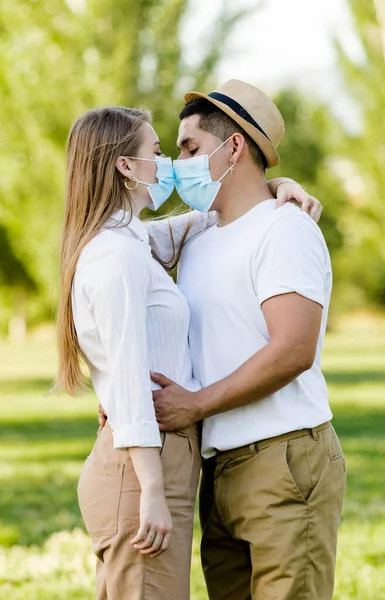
[0,0,384,334]
[269,90,350,310]
[334,0,385,306]
[0,0,248,332]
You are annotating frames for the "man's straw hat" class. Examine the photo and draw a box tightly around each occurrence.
[184,79,285,168]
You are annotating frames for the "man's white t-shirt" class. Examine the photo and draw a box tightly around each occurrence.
[177,199,333,459]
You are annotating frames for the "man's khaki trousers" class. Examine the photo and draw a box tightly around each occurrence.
[78,423,201,600]
[200,422,346,600]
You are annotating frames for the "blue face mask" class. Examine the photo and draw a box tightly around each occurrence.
[173,137,234,212]
[124,156,175,211]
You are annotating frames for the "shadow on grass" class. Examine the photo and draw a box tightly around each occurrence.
[0,378,54,395]
[1,384,384,548]
[0,414,97,547]
[1,415,98,442]
[2,371,385,392]
[0,377,92,396]
[332,403,385,523]
[325,370,385,385]
[0,469,86,547]
[332,402,385,439]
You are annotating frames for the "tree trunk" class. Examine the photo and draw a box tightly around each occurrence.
[8,288,27,344]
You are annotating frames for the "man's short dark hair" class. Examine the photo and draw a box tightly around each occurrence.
[179,99,267,171]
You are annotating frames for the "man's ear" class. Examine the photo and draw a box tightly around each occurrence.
[116,156,132,177]
[230,133,246,166]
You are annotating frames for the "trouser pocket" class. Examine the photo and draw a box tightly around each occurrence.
[284,438,314,503]
[161,431,201,505]
[77,459,124,538]
[283,426,346,506]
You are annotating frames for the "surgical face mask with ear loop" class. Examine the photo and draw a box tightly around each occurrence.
[172,136,234,212]
[124,155,175,211]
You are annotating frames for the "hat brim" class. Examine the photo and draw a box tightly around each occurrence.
[184,91,279,168]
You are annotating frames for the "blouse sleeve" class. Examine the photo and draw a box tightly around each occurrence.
[144,211,218,262]
[87,240,161,449]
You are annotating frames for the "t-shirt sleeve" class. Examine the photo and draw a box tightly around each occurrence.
[253,212,329,307]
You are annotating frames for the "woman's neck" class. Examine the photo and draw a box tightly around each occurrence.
[124,195,148,218]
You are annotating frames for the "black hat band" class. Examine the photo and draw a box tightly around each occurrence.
[208,91,271,142]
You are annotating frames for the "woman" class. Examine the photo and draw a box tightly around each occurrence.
[56,105,322,600]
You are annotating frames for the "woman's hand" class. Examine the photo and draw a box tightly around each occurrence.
[129,446,172,558]
[131,486,173,558]
[268,177,323,223]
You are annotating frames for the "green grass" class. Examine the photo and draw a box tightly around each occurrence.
[0,315,385,599]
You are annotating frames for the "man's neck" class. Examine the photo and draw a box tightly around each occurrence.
[215,169,273,227]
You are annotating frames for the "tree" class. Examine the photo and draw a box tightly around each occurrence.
[0,0,250,332]
[335,0,385,306]
[268,89,350,313]
[0,226,37,341]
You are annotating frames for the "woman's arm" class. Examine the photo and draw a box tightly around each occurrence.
[86,240,172,556]
[144,211,217,263]
[145,181,323,262]
[129,447,172,557]
[268,178,323,222]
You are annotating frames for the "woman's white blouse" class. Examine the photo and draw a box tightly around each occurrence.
[72,209,209,449]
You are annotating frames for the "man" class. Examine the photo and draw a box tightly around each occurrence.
[149,80,346,600]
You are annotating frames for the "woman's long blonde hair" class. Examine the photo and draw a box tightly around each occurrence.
[56,107,191,396]
[56,106,152,396]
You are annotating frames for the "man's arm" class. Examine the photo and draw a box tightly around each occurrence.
[152,293,322,429]
[152,211,328,431]
[186,293,322,420]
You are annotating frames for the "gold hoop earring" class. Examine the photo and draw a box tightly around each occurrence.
[124,177,139,191]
